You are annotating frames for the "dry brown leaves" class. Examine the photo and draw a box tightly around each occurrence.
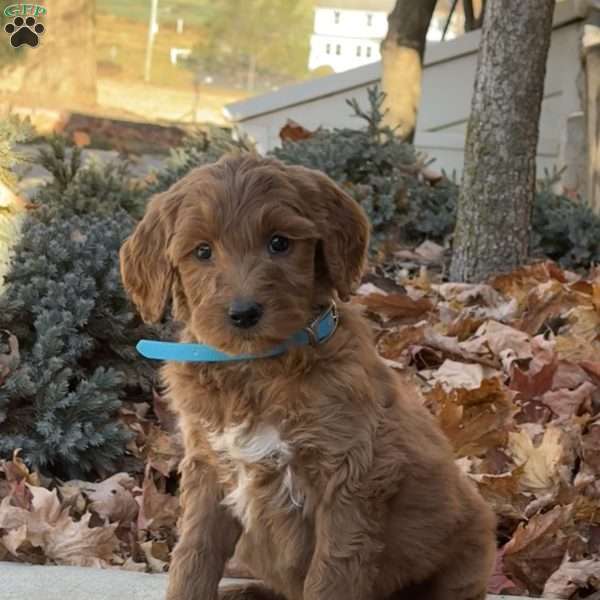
[357,260,600,597]
[3,258,600,594]
[0,392,186,573]
[0,395,254,577]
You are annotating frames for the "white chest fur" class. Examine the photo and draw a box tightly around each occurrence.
[204,422,304,527]
[206,422,291,464]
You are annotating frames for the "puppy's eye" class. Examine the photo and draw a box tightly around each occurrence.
[196,243,212,260]
[268,235,290,255]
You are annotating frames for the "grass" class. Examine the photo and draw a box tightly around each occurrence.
[96,0,220,27]
[94,13,247,124]
[96,12,202,87]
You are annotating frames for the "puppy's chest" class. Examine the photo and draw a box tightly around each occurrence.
[203,421,305,528]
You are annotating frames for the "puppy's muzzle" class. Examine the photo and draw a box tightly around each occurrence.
[228,299,264,329]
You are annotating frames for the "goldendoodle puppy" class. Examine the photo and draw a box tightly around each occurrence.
[120,154,496,600]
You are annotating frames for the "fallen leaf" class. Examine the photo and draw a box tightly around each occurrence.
[421,328,500,368]
[460,320,532,366]
[394,240,444,264]
[488,546,522,595]
[1,449,40,487]
[515,280,571,336]
[43,512,119,567]
[504,505,574,595]
[358,293,432,323]
[279,119,314,142]
[376,322,427,363]
[555,306,600,363]
[581,361,600,384]
[428,359,498,391]
[552,361,591,390]
[355,282,388,297]
[58,483,87,516]
[428,378,516,457]
[86,473,139,525]
[470,467,530,520]
[507,427,570,494]
[136,469,179,531]
[139,540,168,573]
[510,358,558,402]
[0,484,119,567]
[541,382,596,420]
[122,556,148,572]
[145,426,182,478]
[582,419,600,475]
[433,283,506,307]
[543,555,600,599]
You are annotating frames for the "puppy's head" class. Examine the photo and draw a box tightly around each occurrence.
[120,154,369,354]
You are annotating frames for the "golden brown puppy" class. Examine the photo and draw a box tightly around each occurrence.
[120,154,496,600]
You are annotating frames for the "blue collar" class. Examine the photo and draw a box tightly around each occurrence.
[136,302,339,363]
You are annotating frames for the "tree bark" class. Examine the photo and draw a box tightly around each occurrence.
[463,1,486,32]
[583,9,600,213]
[463,0,476,32]
[585,46,600,213]
[19,0,97,108]
[380,0,437,141]
[449,0,556,283]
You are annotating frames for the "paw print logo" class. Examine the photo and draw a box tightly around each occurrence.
[4,16,45,48]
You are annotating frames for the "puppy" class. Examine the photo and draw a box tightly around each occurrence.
[120,154,496,600]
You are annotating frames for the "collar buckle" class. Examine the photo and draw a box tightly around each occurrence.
[303,301,339,347]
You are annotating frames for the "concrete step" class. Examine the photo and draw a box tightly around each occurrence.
[0,562,529,600]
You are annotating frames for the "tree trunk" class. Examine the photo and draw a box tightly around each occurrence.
[583,9,600,213]
[19,0,97,108]
[449,0,556,283]
[463,0,476,31]
[463,0,486,32]
[380,0,437,141]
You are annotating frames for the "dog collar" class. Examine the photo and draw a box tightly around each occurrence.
[136,302,339,363]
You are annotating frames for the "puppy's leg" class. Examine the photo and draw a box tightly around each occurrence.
[303,498,380,600]
[426,575,488,600]
[219,583,287,600]
[425,534,496,600]
[167,458,242,600]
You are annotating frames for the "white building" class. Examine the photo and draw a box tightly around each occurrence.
[308,0,394,73]
[308,0,458,74]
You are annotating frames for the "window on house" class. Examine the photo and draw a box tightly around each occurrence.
[366,46,372,58]
[336,44,341,55]
[356,46,362,57]
[326,43,331,54]
[334,11,340,24]
[367,14,373,26]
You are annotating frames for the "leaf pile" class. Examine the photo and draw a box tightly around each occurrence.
[0,394,253,578]
[2,256,600,597]
[357,258,600,599]
[0,393,181,572]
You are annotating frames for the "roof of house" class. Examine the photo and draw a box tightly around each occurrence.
[315,0,396,12]
[225,0,585,124]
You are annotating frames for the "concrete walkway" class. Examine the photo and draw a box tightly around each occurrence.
[0,563,527,600]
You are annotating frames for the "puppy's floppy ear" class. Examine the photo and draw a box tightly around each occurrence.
[120,192,178,323]
[286,165,370,301]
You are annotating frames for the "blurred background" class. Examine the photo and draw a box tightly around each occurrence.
[0,0,469,126]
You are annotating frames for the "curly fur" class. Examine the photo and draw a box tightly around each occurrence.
[120,154,496,600]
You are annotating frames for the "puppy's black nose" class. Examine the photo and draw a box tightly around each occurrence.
[228,299,264,329]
